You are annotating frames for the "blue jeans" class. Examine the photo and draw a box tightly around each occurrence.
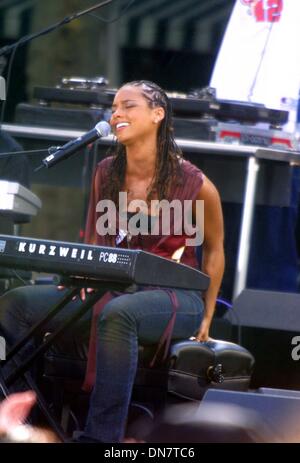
[0,285,203,442]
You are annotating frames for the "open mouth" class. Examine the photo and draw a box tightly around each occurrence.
[115,122,130,131]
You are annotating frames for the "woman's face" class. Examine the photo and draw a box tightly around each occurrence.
[110,85,165,145]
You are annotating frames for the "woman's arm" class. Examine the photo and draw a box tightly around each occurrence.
[192,175,225,341]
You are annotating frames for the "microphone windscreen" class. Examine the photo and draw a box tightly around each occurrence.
[95,120,111,137]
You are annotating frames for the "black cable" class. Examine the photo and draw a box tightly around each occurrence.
[0,371,8,397]
[0,0,114,57]
[12,269,33,286]
[248,21,274,102]
[0,0,133,130]
[88,0,135,23]
[0,0,115,130]
[0,0,134,156]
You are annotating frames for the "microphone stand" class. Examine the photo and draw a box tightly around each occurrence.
[0,0,113,56]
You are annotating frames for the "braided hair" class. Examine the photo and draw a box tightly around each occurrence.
[104,80,183,204]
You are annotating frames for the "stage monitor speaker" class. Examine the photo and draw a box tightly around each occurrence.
[143,388,300,443]
[230,289,300,330]
[224,289,300,389]
[142,399,269,443]
[200,389,300,442]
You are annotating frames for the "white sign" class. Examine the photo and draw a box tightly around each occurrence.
[210,1,300,133]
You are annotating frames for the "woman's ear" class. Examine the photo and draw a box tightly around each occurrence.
[153,107,165,124]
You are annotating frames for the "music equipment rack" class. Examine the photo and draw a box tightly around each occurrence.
[32,85,288,126]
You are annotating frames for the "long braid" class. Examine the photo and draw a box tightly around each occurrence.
[103,80,183,204]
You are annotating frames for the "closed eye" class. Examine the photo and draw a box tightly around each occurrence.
[111,100,138,113]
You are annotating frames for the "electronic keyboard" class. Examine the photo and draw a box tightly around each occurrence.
[0,234,209,291]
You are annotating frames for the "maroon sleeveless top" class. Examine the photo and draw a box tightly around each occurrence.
[84,156,204,267]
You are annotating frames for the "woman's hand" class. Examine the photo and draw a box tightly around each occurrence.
[57,285,95,301]
[190,318,211,342]
[79,287,95,301]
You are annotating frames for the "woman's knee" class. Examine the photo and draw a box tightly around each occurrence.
[0,287,28,319]
[0,285,56,329]
[0,287,32,344]
[97,296,135,331]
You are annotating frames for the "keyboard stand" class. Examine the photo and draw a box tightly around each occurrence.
[0,281,130,442]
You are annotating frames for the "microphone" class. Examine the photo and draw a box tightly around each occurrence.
[39,120,111,169]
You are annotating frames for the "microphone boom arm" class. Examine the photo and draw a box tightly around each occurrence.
[38,120,111,170]
[0,0,114,56]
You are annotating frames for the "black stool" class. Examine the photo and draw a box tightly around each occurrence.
[42,338,254,435]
